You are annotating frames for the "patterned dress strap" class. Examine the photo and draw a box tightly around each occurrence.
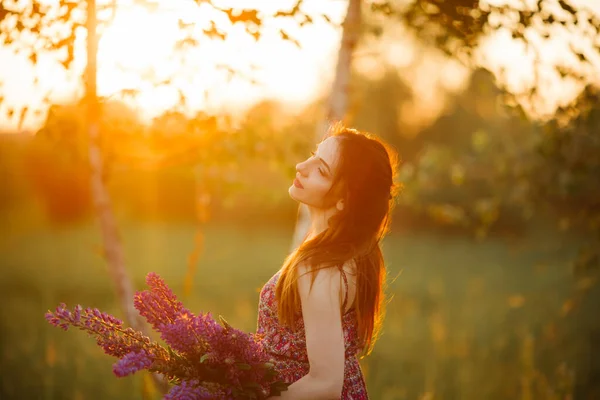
[340,267,349,311]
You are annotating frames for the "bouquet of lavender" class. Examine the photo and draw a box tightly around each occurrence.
[45,272,287,399]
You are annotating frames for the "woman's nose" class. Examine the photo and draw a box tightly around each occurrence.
[296,161,308,177]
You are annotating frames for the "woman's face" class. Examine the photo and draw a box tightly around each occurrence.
[289,136,341,209]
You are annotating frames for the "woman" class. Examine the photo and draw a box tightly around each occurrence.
[257,125,399,399]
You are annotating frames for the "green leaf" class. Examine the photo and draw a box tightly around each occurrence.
[200,353,210,363]
[261,362,274,369]
[218,315,232,330]
[269,381,290,396]
[235,363,252,370]
[274,381,289,390]
[242,389,257,399]
[242,382,262,390]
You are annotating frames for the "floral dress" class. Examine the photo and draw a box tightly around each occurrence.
[256,270,369,399]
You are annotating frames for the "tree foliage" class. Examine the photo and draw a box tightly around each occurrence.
[369,0,600,111]
[388,68,600,274]
[18,98,312,223]
[0,0,325,125]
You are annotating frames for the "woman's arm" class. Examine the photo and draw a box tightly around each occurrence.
[269,264,346,400]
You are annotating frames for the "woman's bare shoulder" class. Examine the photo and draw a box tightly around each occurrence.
[342,258,358,275]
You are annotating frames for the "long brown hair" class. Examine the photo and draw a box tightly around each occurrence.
[275,125,400,356]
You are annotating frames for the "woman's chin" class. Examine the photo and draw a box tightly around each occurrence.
[288,186,303,203]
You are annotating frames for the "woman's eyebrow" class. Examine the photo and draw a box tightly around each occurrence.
[314,147,332,174]
[318,157,331,174]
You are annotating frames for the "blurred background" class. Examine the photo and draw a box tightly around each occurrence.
[1,0,599,399]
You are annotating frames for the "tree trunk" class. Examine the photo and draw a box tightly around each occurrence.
[289,0,362,250]
[86,0,139,334]
[85,0,167,392]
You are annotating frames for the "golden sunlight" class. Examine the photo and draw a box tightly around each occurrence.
[0,0,346,131]
[0,0,598,132]
[96,0,346,119]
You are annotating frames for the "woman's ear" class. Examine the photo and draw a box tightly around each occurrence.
[336,198,344,211]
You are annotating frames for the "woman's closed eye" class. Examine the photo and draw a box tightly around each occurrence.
[310,152,326,176]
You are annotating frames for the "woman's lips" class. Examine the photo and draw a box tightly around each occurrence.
[293,178,304,189]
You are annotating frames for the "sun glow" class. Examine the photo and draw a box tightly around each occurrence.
[0,0,346,131]
[1,0,598,132]
[95,0,345,119]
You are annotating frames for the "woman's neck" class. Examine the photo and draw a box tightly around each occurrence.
[306,204,338,240]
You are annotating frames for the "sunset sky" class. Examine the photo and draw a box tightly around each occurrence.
[0,0,598,132]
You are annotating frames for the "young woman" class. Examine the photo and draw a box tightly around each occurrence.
[257,125,399,399]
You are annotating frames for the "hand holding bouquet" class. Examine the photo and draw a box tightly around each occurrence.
[45,272,287,399]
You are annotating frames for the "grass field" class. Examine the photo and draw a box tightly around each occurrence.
[0,219,592,399]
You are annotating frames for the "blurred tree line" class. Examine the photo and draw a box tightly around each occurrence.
[1,0,597,269]
[0,98,312,224]
[1,64,598,269]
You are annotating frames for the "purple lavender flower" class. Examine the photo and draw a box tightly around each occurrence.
[46,273,287,399]
[113,350,153,377]
[134,274,217,356]
[206,322,266,366]
[197,316,274,390]
[45,304,167,360]
[164,380,219,399]
[195,312,224,344]
[159,313,206,354]
[134,272,191,330]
